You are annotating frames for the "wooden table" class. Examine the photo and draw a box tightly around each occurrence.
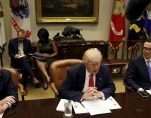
[4,92,151,118]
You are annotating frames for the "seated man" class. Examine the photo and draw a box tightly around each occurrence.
[0,69,17,113]
[8,29,40,93]
[59,48,116,102]
[125,40,151,91]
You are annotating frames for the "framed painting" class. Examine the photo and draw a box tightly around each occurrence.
[35,0,99,23]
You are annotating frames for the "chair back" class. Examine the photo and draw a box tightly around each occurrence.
[122,64,134,92]
[50,59,82,95]
[3,68,20,86]
[3,68,25,100]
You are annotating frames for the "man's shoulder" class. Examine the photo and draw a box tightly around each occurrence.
[0,69,11,81]
[129,56,144,66]
[69,64,84,72]
[9,38,17,42]
[131,56,144,63]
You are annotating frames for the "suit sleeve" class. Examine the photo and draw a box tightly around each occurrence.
[24,40,32,56]
[8,40,16,58]
[59,69,84,102]
[3,70,18,100]
[124,61,141,90]
[100,65,116,99]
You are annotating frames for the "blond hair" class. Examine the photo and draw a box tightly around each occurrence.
[82,48,102,63]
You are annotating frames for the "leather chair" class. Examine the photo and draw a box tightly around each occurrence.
[3,68,25,101]
[50,59,82,97]
[122,64,134,92]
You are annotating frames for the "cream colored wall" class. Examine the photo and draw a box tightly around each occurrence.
[29,0,114,42]
[1,0,11,67]
[3,0,115,42]
[2,0,114,66]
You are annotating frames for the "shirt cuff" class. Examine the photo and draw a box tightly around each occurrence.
[100,91,105,100]
[138,88,144,92]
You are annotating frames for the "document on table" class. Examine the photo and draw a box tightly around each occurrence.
[105,96,121,110]
[72,101,88,114]
[81,99,111,116]
[146,90,151,95]
[56,99,69,112]
[0,113,3,118]
[56,97,121,116]
[56,99,88,114]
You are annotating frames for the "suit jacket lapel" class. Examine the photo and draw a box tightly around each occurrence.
[23,40,26,52]
[139,57,150,80]
[77,64,86,90]
[14,38,19,53]
[96,66,103,89]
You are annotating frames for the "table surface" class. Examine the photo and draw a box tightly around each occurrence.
[4,92,151,118]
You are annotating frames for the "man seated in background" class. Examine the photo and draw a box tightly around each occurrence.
[59,48,115,102]
[0,69,17,113]
[125,40,151,91]
[8,29,40,94]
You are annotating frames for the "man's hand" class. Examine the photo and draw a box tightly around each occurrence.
[14,54,20,58]
[92,89,103,99]
[0,106,5,114]
[82,87,103,100]
[0,96,16,113]
[1,96,16,105]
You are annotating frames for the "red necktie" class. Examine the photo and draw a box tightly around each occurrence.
[89,74,94,87]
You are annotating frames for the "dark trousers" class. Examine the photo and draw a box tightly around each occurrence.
[11,57,35,89]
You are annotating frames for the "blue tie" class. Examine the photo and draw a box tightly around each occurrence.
[147,61,151,80]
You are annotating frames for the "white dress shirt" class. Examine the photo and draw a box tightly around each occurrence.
[82,69,96,92]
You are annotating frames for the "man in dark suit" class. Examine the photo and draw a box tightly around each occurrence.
[8,29,40,93]
[59,48,115,102]
[0,69,17,113]
[125,40,151,91]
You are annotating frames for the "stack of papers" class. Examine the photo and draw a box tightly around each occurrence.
[82,99,111,116]
[56,96,121,116]
[146,90,151,95]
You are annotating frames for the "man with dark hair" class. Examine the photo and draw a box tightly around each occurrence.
[125,39,151,91]
[0,69,17,113]
[8,29,40,94]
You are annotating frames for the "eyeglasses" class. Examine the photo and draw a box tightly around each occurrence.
[143,47,151,51]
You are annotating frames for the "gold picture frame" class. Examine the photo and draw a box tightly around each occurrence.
[35,0,99,23]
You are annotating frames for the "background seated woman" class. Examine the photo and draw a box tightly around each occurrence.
[35,28,58,90]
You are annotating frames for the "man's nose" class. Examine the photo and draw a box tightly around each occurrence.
[93,65,98,70]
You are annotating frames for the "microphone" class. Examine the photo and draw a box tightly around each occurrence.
[126,0,151,21]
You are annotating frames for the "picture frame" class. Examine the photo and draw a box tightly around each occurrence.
[35,0,99,23]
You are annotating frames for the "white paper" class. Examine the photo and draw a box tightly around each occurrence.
[105,96,121,110]
[146,90,151,95]
[82,99,111,116]
[0,113,3,118]
[72,101,88,114]
[56,99,69,112]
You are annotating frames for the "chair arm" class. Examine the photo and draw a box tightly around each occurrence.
[18,83,25,101]
[50,82,59,97]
